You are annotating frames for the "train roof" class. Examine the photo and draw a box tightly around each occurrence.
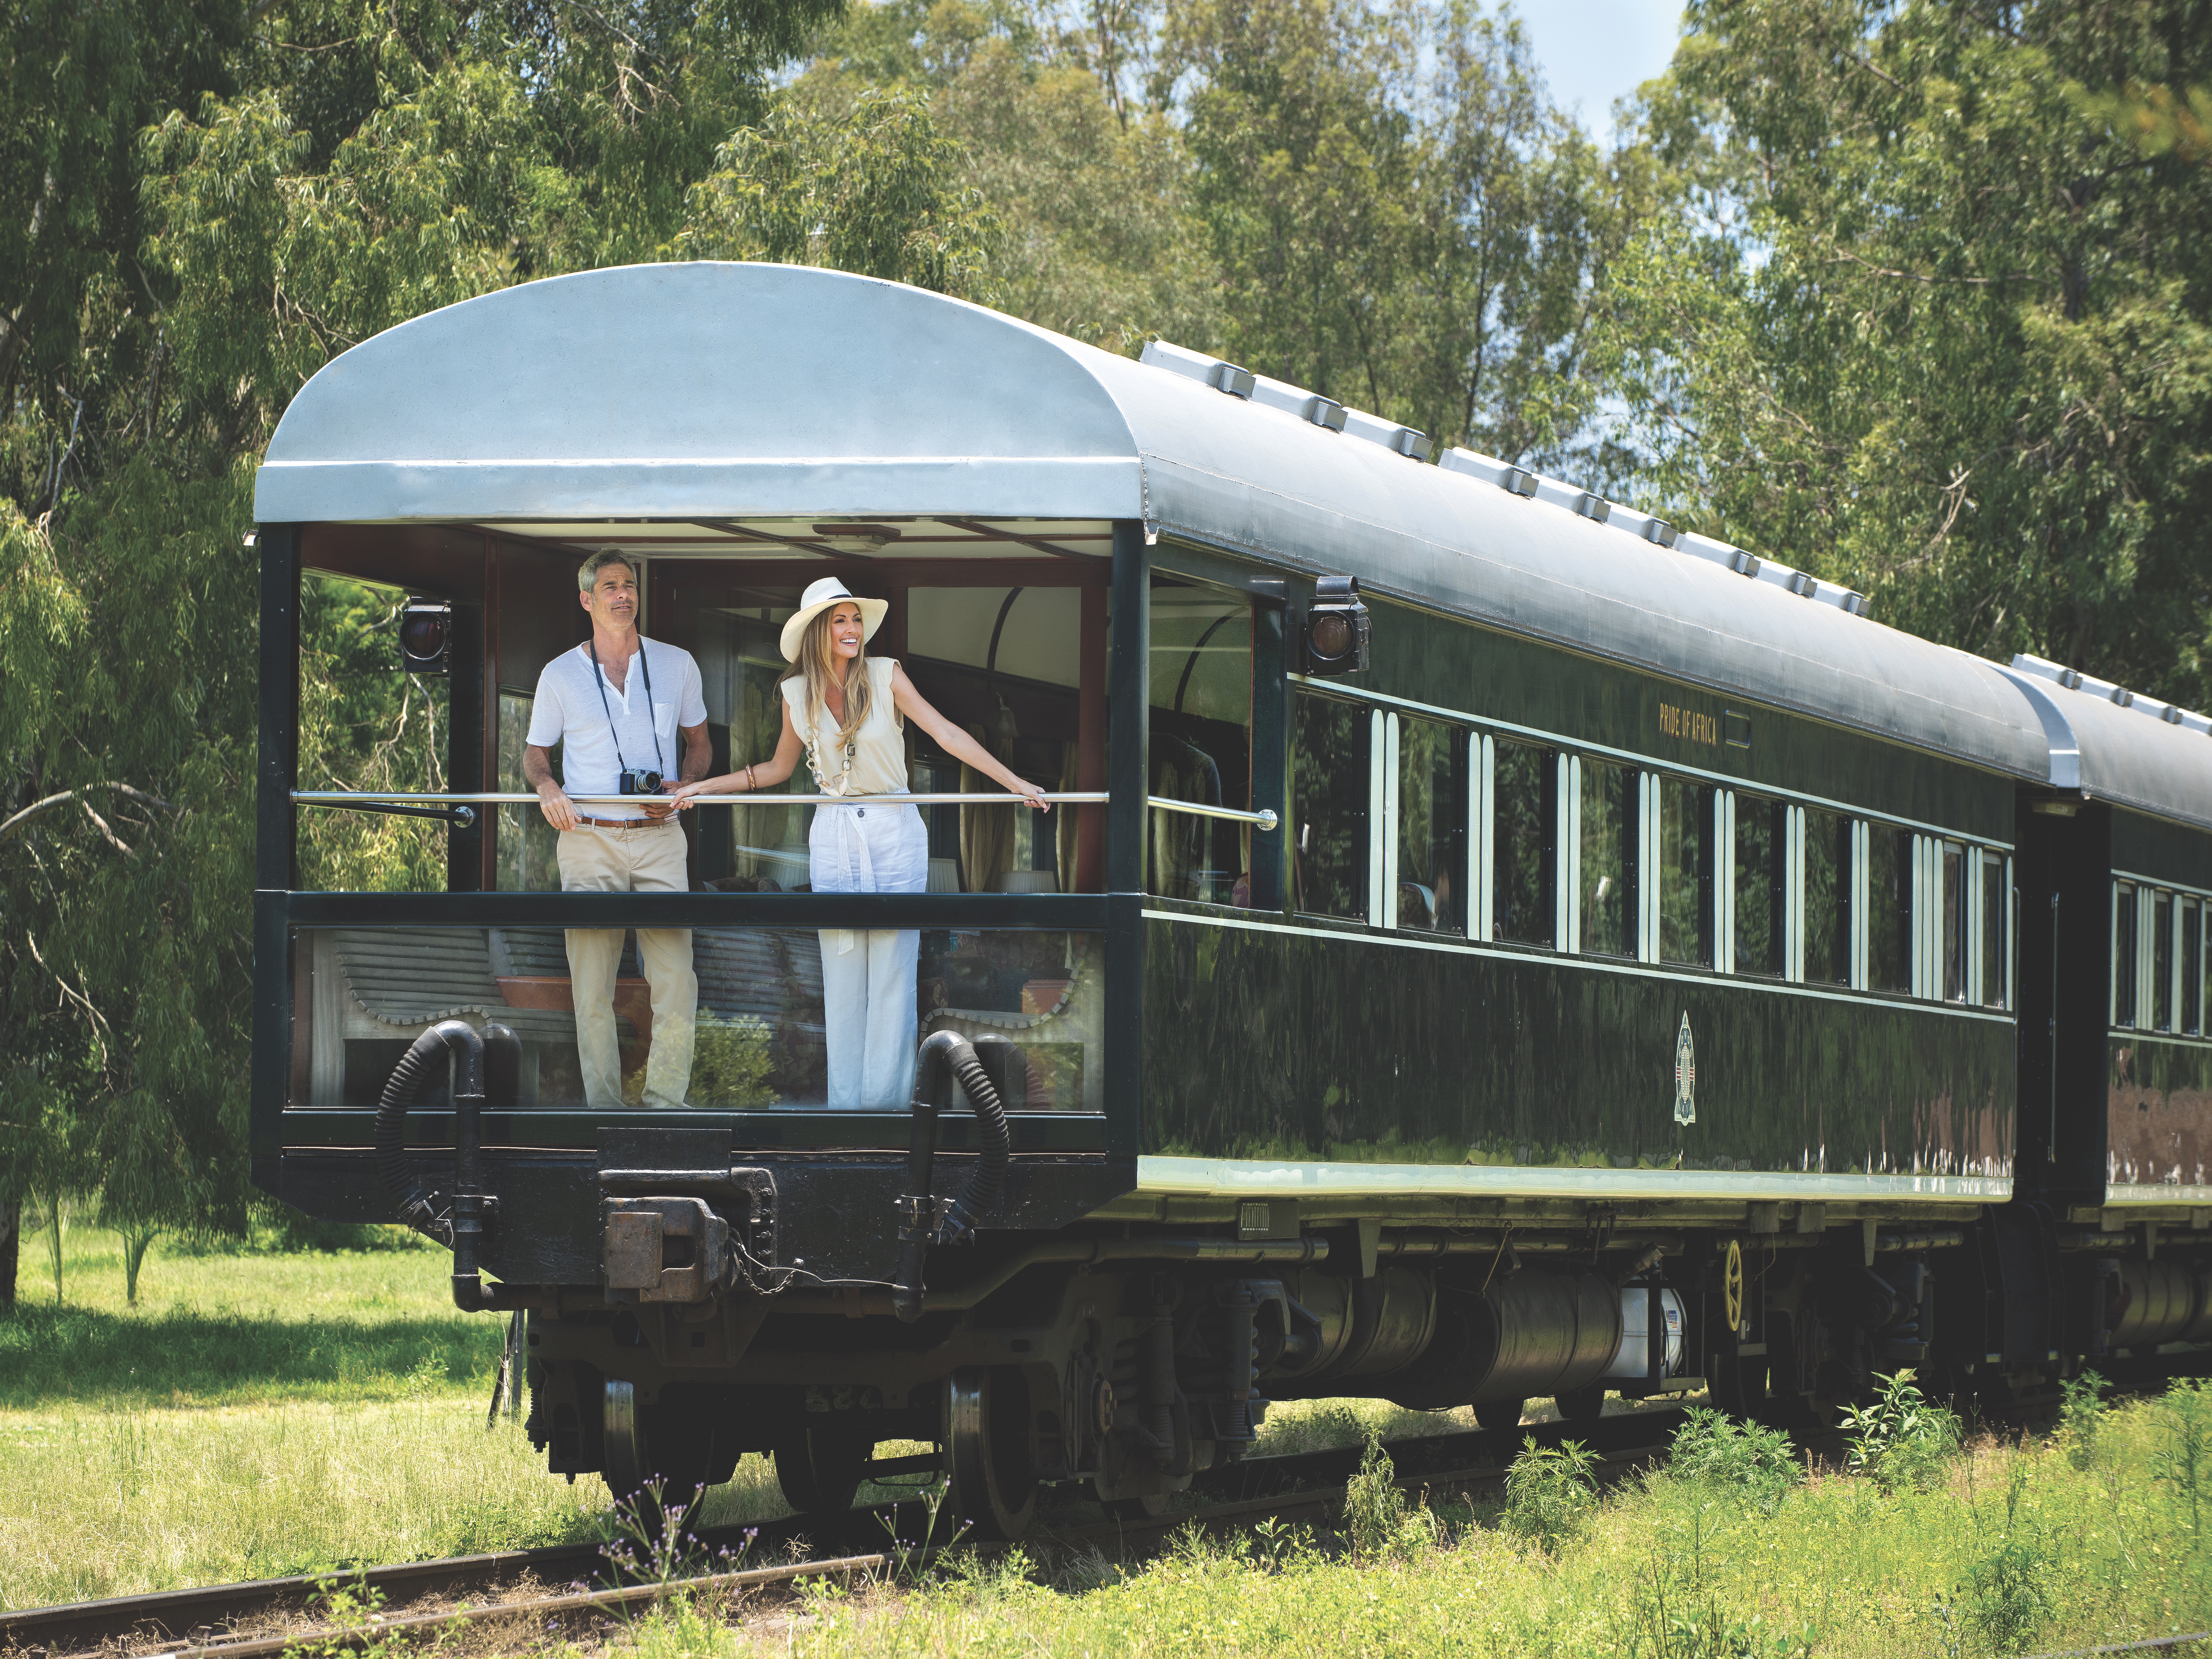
[255,261,2212,832]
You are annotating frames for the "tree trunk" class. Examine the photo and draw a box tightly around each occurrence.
[0,1198,17,1312]
[123,1225,159,1305]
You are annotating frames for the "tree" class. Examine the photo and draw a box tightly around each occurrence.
[1593,0,2212,699]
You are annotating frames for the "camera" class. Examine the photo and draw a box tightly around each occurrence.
[618,768,663,795]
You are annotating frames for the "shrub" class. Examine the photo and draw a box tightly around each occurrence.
[2057,1369,2108,1471]
[1343,1430,1408,1562]
[1503,1434,1599,1553]
[1665,1407,1805,1514]
[2153,1378,2212,1545]
[1842,1369,1960,1493]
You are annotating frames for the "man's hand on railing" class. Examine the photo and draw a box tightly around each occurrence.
[535,780,579,833]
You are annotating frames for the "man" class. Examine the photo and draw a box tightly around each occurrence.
[523,550,711,1109]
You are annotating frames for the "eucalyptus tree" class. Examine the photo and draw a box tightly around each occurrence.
[1594,0,2212,700]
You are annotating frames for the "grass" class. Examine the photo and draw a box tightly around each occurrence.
[631,1390,2212,1658]
[6,1228,2209,1655]
[3,1224,498,1409]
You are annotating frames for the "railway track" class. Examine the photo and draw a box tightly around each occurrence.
[2,1406,1684,1658]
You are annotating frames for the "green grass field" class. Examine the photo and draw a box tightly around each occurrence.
[6,1227,2211,1655]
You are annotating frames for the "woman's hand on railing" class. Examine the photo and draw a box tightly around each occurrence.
[1008,776,1051,813]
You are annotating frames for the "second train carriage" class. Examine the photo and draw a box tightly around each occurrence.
[249,262,2212,1533]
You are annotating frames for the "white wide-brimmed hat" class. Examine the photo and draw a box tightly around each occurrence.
[780,577,888,663]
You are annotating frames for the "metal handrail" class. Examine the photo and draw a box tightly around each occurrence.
[291,789,1278,830]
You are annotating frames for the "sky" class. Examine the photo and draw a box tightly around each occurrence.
[1514,0,1685,137]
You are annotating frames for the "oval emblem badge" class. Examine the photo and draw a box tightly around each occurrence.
[1673,1012,1696,1126]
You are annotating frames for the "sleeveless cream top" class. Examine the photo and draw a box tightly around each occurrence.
[781,657,908,797]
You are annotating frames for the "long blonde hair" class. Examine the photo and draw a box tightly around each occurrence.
[779,605,873,755]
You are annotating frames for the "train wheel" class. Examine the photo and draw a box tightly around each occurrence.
[601,1381,712,1523]
[1474,1397,1527,1431]
[773,1425,872,1516]
[945,1367,1038,1540]
[1555,1384,1606,1423]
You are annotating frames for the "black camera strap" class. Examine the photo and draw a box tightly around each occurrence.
[585,634,666,778]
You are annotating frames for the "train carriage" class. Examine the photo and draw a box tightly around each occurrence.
[251,261,2212,1534]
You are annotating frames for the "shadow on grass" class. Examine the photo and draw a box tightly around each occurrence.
[0,1302,502,1407]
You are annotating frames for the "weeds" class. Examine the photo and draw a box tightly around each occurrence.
[2155,1380,2212,1548]
[1503,1433,1600,1553]
[2058,1370,2109,1470]
[874,1477,969,1584]
[1955,1464,2058,1655]
[1665,1408,1804,1514]
[1343,1430,1409,1561]
[1841,1369,1961,1493]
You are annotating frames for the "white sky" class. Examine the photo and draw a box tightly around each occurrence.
[1514,0,1685,137]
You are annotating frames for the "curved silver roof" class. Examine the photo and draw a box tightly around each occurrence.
[257,261,2211,827]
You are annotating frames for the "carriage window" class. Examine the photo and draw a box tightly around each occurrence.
[1579,758,1635,958]
[1149,580,1252,904]
[2185,896,2203,1036]
[1394,716,1466,933]
[1492,739,1552,946]
[1803,807,1849,985]
[1292,692,1368,920]
[1734,793,1784,977]
[2153,889,2176,1031]
[1865,824,1912,994]
[2113,880,2138,1027]
[1979,850,2008,1009]
[496,690,562,892]
[1941,841,1967,1002]
[1657,775,1713,967]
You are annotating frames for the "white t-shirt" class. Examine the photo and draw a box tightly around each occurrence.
[527,637,707,820]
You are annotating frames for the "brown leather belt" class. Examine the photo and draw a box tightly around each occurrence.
[572,814,673,830]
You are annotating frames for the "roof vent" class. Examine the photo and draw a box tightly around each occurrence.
[1788,570,1817,597]
[2164,704,2185,724]
[1247,374,1346,431]
[1530,477,1611,523]
[2112,686,2134,708]
[1342,408,1433,461]
[1607,505,1678,547]
[1676,531,1762,580]
[1840,591,1872,617]
[1141,338,1255,399]
[1440,448,1538,497]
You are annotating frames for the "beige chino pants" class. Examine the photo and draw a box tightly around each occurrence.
[555,820,696,1109]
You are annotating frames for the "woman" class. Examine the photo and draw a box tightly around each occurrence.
[670,577,1049,1109]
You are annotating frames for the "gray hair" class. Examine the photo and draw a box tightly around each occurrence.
[577,548,634,591]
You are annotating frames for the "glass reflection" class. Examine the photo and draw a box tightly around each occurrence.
[293,926,1100,1112]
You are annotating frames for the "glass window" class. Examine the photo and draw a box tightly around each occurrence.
[1979,851,2007,1009]
[1149,581,1252,904]
[496,690,562,892]
[292,924,1103,1112]
[1866,825,1912,994]
[1492,740,1552,946]
[2154,890,2176,1030]
[1658,776,1713,966]
[1580,759,1635,958]
[2113,880,2138,1027]
[2185,897,2203,1036]
[1734,793,1784,977]
[1293,693,1368,920]
[1804,807,1850,986]
[1395,716,1465,933]
[1941,842,1967,1002]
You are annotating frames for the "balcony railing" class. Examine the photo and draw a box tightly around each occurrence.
[292,790,1279,831]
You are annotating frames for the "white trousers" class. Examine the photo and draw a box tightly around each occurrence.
[810,799,928,1109]
[556,820,696,1110]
